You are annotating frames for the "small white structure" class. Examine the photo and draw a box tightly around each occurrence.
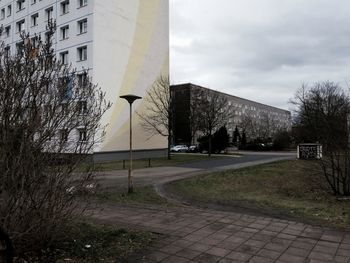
[297,143,322,160]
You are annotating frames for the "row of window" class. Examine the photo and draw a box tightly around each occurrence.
[59,128,87,142]
[44,100,87,116]
[60,18,87,38]
[2,15,87,37]
[0,0,87,19]
[60,45,87,64]
[2,18,87,53]
[4,34,88,62]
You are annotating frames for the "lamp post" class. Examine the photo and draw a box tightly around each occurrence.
[120,94,142,194]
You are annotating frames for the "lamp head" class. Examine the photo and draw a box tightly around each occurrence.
[120,94,142,104]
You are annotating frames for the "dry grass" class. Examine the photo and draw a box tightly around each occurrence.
[16,221,154,262]
[78,153,225,172]
[170,160,350,228]
[97,186,174,207]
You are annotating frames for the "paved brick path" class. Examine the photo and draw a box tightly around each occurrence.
[91,203,350,263]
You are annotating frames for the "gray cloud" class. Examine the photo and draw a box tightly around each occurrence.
[170,0,350,110]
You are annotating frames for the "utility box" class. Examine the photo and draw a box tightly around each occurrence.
[297,143,322,160]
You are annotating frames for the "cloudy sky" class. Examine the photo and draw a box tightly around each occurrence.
[170,0,350,110]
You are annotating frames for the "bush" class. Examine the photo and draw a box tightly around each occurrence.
[198,126,230,153]
[273,131,292,150]
[0,26,110,254]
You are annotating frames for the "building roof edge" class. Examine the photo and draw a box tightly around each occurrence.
[170,83,290,114]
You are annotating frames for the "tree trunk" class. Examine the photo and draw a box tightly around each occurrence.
[167,134,171,160]
[208,131,212,157]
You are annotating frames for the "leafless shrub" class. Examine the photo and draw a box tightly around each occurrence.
[292,81,350,196]
[0,24,111,254]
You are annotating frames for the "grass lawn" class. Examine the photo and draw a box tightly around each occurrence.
[97,186,174,207]
[77,153,229,172]
[168,160,350,229]
[18,221,154,262]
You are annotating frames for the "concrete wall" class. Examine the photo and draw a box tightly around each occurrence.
[93,0,169,153]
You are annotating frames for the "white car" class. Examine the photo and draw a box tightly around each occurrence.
[171,145,188,152]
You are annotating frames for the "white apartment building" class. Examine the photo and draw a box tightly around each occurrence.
[0,0,93,71]
[0,0,169,160]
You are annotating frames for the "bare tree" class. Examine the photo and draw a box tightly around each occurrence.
[189,88,204,145]
[292,81,350,196]
[240,112,278,142]
[198,89,234,156]
[0,25,110,254]
[257,113,278,140]
[240,112,255,141]
[138,75,173,159]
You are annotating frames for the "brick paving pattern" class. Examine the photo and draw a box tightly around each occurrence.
[91,204,350,263]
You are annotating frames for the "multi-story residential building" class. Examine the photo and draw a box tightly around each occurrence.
[0,0,169,160]
[171,83,292,145]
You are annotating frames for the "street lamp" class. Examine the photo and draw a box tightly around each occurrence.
[120,94,142,194]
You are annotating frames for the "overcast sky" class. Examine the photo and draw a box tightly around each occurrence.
[170,0,350,110]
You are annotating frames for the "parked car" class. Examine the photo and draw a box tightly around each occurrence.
[187,145,198,153]
[170,145,188,152]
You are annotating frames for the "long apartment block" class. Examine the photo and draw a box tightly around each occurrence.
[171,83,292,145]
[0,0,170,160]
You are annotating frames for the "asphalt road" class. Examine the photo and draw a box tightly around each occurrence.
[177,152,294,169]
[97,152,296,189]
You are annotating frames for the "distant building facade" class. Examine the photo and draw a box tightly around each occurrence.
[171,83,292,145]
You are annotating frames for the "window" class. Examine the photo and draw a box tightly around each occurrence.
[44,130,53,141]
[5,26,10,38]
[31,13,38,26]
[7,5,11,16]
[77,46,87,61]
[59,76,73,100]
[16,41,24,55]
[31,0,36,4]
[77,100,87,115]
[16,19,25,33]
[60,25,69,39]
[77,72,87,87]
[77,19,87,34]
[17,0,25,11]
[60,103,68,115]
[60,129,69,142]
[1,9,5,20]
[4,46,10,57]
[31,36,39,47]
[60,51,68,65]
[78,0,87,8]
[44,31,52,43]
[60,0,69,15]
[43,104,52,118]
[46,7,53,21]
[78,129,87,142]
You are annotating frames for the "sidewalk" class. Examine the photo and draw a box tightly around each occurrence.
[91,203,350,263]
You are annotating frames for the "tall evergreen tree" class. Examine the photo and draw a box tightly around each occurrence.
[233,126,240,145]
[241,131,247,148]
[213,126,230,152]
